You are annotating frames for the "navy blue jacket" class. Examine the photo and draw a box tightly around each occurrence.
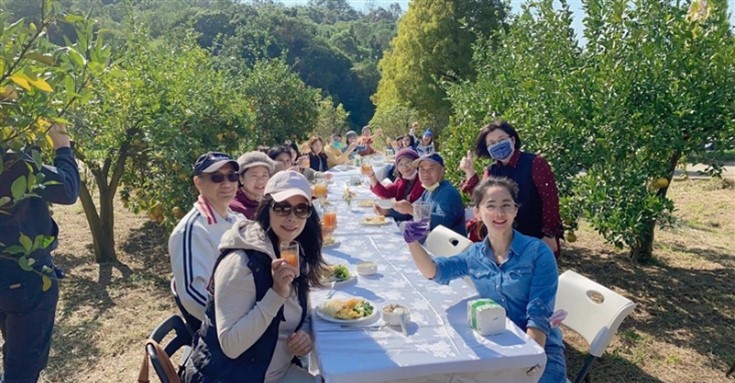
[0,147,80,266]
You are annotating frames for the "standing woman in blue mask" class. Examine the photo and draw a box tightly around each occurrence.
[459,121,563,258]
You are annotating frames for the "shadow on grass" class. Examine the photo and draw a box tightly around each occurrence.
[562,246,735,379]
[43,220,173,381]
[121,220,169,268]
[564,344,664,383]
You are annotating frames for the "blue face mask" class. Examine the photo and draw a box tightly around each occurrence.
[488,139,514,161]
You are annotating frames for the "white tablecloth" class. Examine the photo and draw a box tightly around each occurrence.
[310,172,547,383]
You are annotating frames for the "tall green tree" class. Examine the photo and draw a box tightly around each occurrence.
[240,58,321,146]
[72,27,251,263]
[372,0,507,131]
[445,0,735,263]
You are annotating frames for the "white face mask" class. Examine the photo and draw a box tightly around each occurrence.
[422,182,440,192]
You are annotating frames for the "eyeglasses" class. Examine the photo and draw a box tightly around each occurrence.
[486,136,511,147]
[203,172,239,183]
[483,203,518,214]
[272,202,313,219]
[396,160,413,169]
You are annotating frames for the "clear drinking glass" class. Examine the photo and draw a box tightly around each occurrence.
[280,241,300,277]
[413,202,432,230]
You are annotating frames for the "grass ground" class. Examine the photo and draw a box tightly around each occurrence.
[1,178,733,382]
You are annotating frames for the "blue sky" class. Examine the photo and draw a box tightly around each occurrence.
[278,0,735,44]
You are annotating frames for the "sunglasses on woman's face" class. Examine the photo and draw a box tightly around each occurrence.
[272,202,312,219]
[203,172,239,183]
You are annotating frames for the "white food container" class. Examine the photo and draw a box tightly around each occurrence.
[467,299,506,336]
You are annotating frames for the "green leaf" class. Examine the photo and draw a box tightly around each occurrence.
[0,196,10,207]
[10,176,27,201]
[25,52,56,66]
[19,234,33,253]
[3,245,26,255]
[18,256,33,271]
[41,275,52,291]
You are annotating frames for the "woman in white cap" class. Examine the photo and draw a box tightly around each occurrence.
[183,170,327,383]
[231,151,276,220]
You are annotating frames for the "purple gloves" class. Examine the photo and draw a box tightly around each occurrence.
[403,219,430,243]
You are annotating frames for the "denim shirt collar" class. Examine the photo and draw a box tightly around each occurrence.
[475,230,529,265]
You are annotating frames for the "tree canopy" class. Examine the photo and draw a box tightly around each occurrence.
[372,0,507,132]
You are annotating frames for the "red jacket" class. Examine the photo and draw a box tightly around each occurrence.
[370,176,424,202]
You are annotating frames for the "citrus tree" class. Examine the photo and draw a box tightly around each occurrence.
[1,0,100,284]
[71,26,252,263]
[444,0,735,263]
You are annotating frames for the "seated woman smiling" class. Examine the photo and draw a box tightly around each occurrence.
[182,171,327,383]
[402,176,566,383]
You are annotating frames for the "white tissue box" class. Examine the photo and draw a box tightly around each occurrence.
[467,299,506,336]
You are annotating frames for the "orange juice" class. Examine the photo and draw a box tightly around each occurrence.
[361,163,372,175]
[323,211,337,232]
[282,249,299,268]
[313,183,328,198]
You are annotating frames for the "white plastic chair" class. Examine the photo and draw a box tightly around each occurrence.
[555,270,636,383]
[424,225,473,257]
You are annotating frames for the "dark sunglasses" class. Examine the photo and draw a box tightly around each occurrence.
[204,172,239,183]
[272,202,312,219]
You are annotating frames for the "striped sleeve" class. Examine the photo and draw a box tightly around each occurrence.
[170,212,214,321]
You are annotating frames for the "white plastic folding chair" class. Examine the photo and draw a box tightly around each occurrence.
[555,270,636,383]
[424,225,473,257]
[424,225,475,289]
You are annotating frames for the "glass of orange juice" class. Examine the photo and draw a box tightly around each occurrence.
[322,208,338,235]
[313,182,328,199]
[280,241,300,277]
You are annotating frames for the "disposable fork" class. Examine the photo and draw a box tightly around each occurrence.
[326,281,336,298]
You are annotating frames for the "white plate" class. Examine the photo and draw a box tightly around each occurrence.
[357,200,376,208]
[319,274,356,287]
[315,299,378,324]
[360,217,390,226]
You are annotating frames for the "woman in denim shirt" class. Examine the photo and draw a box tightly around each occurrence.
[404,176,566,383]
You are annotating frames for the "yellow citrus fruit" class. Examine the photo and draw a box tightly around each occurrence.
[172,206,185,219]
[653,177,669,189]
[565,232,577,243]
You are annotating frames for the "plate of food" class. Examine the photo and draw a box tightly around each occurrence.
[357,199,375,208]
[316,297,377,324]
[323,236,340,248]
[360,216,390,225]
[319,264,355,286]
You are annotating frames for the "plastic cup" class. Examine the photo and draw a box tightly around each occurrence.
[322,209,337,235]
[280,241,300,277]
[413,202,432,229]
[313,182,328,199]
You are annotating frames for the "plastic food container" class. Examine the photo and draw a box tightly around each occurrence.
[357,262,377,276]
[382,303,410,326]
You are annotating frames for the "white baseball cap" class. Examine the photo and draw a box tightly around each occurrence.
[264,170,313,202]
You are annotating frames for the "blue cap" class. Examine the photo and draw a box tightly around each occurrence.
[413,153,444,168]
[193,152,239,175]
[423,129,433,138]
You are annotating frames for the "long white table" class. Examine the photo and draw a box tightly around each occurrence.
[310,167,547,383]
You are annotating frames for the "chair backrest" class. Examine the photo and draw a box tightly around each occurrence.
[424,225,473,257]
[138,315,192,383]
[555,270,636,357]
